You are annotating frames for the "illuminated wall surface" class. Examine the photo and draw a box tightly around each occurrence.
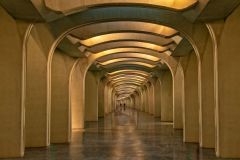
[1,0,240,159]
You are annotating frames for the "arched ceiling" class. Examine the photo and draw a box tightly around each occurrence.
[68,21,177,99]
[2,1,239,101]
[44,0,198,13]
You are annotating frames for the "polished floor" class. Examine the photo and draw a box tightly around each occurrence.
[3,109,237,160]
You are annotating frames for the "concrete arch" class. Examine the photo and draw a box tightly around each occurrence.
[45,0,197,12]
[32,5,212,151]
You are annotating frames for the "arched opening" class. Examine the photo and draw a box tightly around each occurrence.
[3,1,240,158]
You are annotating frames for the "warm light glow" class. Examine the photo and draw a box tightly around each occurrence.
[111,76,146,82]
[79,32,173,46]
[109,74,148,80]
[71,21,179,39]
[108,69,149,76]
[115,85,138,90]
[116,90,134,94]
[92,48,160,59]
[113,81,143,86]
[116,88,135,92]
[100,58,157,66]
[91,41,167,53]
[111,79,145,85]
[98,52,160,62]
[111,77,146,83]
[109,61,156,68]
[46,0,198,14]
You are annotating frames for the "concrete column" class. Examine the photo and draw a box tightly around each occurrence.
[51,50,76,143]
[107,87,113,113]
[24,24,52,147]
[153,78,161,117]
[104,85,108,114]
[148,83,155,115]
[180,52,199,143]
[173,63,184,129]
[140,89,144,111]
[98,78,105,118]
[199,31,215,148]
[104,84,111,114]
[85,71,98,121]
[160,70,173,122]
[143,87,148,112]
[71,59,88,129]
[0,6,24,157]
[210,6,240,158]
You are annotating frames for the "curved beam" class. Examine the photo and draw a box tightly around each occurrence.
[109,73,149,79]
[102,61,156,68]
[111,76,146,82]
[70,21,180,40]
[88,41,170,53]
[108,69,150,76]
[105,66,153,73]
[45,0,197,14]
[99,58,158,66]
[115,85,138,90]
[111,75,147,82]
[97,52,160,62]
[74,32,175,47]
[113,82,143,87]
[92,48,162,59]
[111,79,145,85]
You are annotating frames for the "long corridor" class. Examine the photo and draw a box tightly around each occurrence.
[3,109,229,160]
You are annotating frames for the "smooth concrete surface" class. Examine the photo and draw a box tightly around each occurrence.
[160,70,173,122]
[85,71,98,121]
[142,87,148,113]
[104,85,110,114]
[1,1,240,159]
[0,6,24,157]
[2,109,233,160]
[153,79,161,117]
[25,23,56,147]
[25,26,48,147]
[199,32,215,148]
[148,83,155,115]
[98,79,105,118]
[71,59,88,129]
[215,5,240,158]
[51,50,75,143]
[181,52,199,143]
[173,63,184,129]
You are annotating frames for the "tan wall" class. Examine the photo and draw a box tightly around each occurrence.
[71,60,85,129]
[173,64,184,129]
[181,51,199,143]
[85,71,98,121]
[142,88,148,112]
[148,84,155,115]
[154,79,161,117]
[0,6,24,157]
[104,84,109,114]
[51,50,76,143]
[160,70,173,122]
[199,31,215,148]
[214,5,240,158]
[98,79,105,117]
[25,25,49,147]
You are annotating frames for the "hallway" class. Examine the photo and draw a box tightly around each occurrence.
[3,109,229,160]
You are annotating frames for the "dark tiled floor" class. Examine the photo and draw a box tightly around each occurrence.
[3,109,237,160]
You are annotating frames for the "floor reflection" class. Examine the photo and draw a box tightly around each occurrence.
[3,109,235,160]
